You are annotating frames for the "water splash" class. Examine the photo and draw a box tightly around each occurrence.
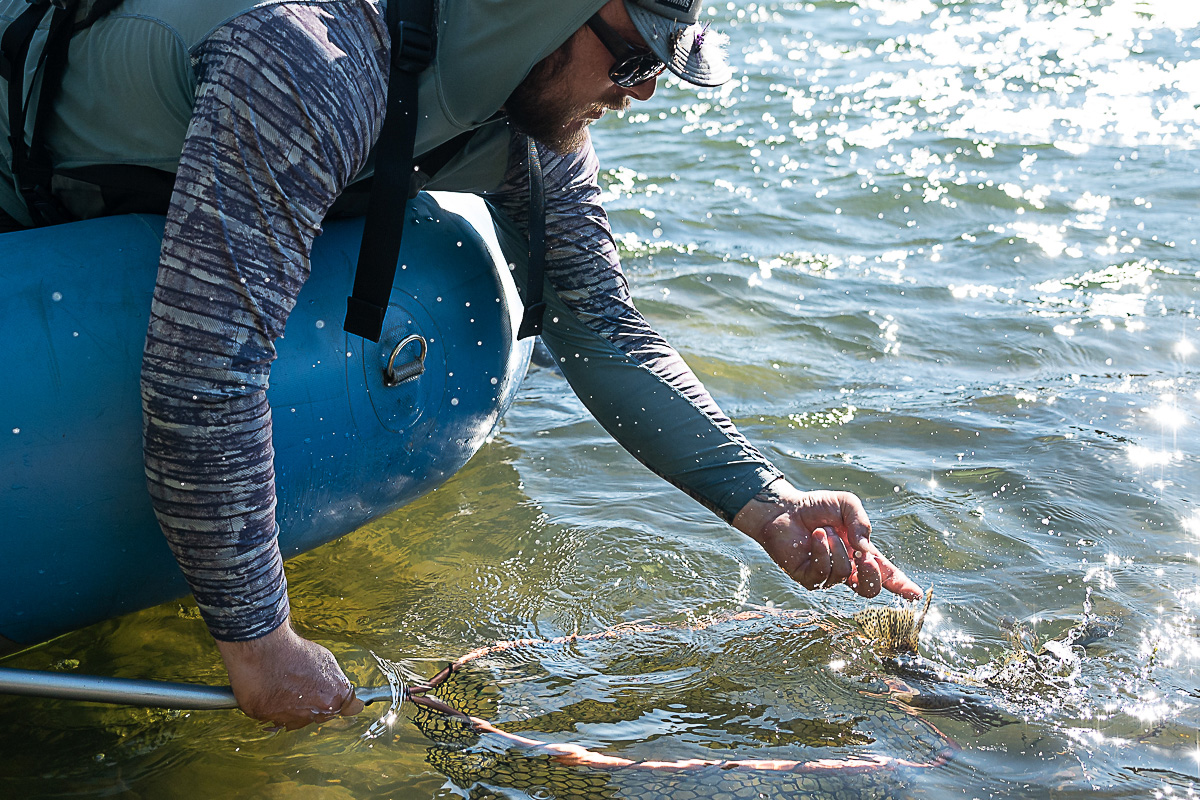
[360,652,411,741]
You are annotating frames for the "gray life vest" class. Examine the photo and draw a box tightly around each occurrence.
[0,0,606,224]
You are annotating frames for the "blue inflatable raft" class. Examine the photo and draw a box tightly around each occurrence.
[0,192,532,652]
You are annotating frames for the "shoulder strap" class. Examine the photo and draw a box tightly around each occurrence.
[344,2,549,343]
[516,136,545,339]
[20,1,77,225]
[1,0,127,227]
[3,0,64,225]
[0,1,48,85]
[343,0,436,342]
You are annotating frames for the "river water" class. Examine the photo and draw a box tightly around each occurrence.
[3,0,1199,797]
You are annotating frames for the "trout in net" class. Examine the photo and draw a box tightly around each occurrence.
[372,589,1115,799]
[865,589,1119,719]
[368,591,966,799]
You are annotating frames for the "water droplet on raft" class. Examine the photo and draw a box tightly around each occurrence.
[490,377,498,385]
[51,292,62,301]
[450,398,459,406]
[11,428,18,434]
[315,320,325,329]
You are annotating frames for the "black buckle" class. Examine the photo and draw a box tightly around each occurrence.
[30,198,67,226]
[391,20,433,73]
[17,162,66,225]
[516,301,546,340]
[23,186,68,226]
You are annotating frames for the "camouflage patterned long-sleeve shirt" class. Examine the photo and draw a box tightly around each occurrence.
[141,1,781,642]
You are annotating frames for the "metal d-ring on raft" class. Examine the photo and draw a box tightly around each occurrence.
[384,334,428,386]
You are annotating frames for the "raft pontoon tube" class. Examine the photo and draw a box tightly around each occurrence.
[0,192,532,650]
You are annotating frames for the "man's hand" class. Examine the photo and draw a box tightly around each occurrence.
[733,479,921,600]
[215,620,365,730]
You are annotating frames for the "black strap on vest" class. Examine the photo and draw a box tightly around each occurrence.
[517,136,546,339]
[342,0,434,342]
[3,0,68,226]
[2,0,126,226]
[344,1,547,342]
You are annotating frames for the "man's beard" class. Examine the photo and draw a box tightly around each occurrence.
[505,38,630,155]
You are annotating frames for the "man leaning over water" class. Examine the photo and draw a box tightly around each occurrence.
[0,0,921,729]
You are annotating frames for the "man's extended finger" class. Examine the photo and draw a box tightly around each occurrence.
[879,556,923,599]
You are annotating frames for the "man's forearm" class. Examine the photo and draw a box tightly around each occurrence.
[141,380,288,640]
[486,135,784,520]
[534,288,784,520]
[142,2,385,640]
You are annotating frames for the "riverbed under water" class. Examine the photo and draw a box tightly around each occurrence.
[3,0,1199,797]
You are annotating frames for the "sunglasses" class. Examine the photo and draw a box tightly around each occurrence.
[586,14,666,88]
